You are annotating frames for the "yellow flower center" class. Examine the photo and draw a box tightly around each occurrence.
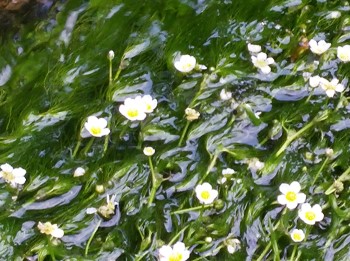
[90,127,102,135]
[305,211,316,221]
[169,253,183,261]
[127,109,139,118]
[146,104,152,111]
[285,191,297,202]
[256,59,267,67]
[201,191,210,200]
[292,233,302,241]
[41,224,54,234]
[2,172,14,181]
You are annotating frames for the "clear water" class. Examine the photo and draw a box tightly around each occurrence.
[1,0,350,260]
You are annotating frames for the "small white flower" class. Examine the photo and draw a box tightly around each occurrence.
[174,55,196,73]
[143,146,155,156]
[247,158,264,171]
[222,168,235,175]
[326,11,341,19]
[108,50,115,60]
[119,96,147,121]
[298,203,324,225]
[309,39,331,55]
[73,167,85,177]
[185,108,200,121]
[337,45,350,62]
[251,52,274,74]
[205,237,213,243]
[247,43,262,53]
[290,229,305,242]
[37,222,64,238]
[141,95,157,113]
[319,78,345,97]
[309,75,321,88]
[158,242,190,261]
[220,89,232,100]
[195,182,218,204]
[0,163,26,187]
[277,181,306,210]
[226,238,241,254]
[83,116,110,138]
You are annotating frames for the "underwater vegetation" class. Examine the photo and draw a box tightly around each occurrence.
[1,0,350,260]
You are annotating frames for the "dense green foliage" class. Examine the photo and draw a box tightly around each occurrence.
[1,0,350,260]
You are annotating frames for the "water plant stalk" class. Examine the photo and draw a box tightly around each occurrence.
[178,121,190,146]
[147,156,160,207]
[85,219,102,256]
[171,205,211,215]
[276,111,328,157]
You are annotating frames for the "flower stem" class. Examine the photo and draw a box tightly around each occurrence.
[83,137,95,155]
[72,138,81,159]
[171,205,211,215]
[290,245,298,261]
[199,153,219,184]
[147,156,160,207]
[168,224,190,245]
[275,111,328,157]
[178,121,190,147]
[256,241,272,261]
[325,165,350,195]
[311,157,328,186]
[109,59,113,85]
[85,219,102,257]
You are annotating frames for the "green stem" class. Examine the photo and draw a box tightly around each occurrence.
[147,156,159,207]
[72,138,81,159]
[276,112,328,157]
[290,245,298,261]
[188,74,209,108]
[171,205,211,215]
[85,219,102,256]
[102,121,111,156]
[325,165,350,194]
[83,138,95,155]
[311,158,328,186]
[256,241,272,261]
[178,121,190,146]
[168,224,190,245]
[109,59,113,85]
[199,153,219,183]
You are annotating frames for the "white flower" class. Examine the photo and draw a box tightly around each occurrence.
[0,163,26,187]
[337,45,350,62]
[309,39,331,55]
[174,54,196,73]
[247,158,264,171]
[326,11,341,19]
[37,222,64,238]
[82,116,110,138]
[158,242,190,261]
[309,75,321,88]
[290,229,305,242]
[195,182,218,204]
[226,238,241,254]
[222,168,235,175]
[185,108,200,121]
[319,78,345,97]
[220,89,232,100]
[247,43,262,53]
[98,194,117,219]
[277,181,306,210]
[298,203,324,225]
[119,96,147,121]
[143,146,155,156]
[251,52,274,74]
[141,95,157,113]
[108,50,115,60]
[73,167,85,177]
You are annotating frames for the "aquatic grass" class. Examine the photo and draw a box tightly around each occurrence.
[1,0,350,260]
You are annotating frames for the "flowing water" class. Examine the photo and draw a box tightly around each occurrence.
[1,0,350,260]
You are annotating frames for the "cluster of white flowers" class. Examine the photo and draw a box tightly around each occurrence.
[277,181,324,242]
[119,95,157,121]
[37,221,64,238]
[0,163,26,187]
[249,43,274,74]
[309,76,345,97]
